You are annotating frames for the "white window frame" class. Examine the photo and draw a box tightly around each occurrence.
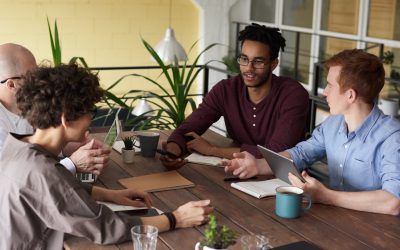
[249,0,400,92]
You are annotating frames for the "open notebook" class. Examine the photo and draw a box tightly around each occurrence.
[185,152,224,167]
[231,178,290,199]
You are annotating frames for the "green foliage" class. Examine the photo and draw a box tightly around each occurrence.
[201,214,237,249]
[122,136,136,150]
[46,17,124,125]
[222,54,240,75]
[46,17,89,67]
[106,39,220,130]
[381,50,400,95]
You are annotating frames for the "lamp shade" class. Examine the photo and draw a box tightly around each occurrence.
[155,27,187,62]
[132,98,153,116]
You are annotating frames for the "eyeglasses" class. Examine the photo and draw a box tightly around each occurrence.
[237,56,268,69]
[90,106,98,118]
[0,76,22,84]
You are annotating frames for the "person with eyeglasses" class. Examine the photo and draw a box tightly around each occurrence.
[0,43,110,176]
[223,49,400,215]
[160,23,309,171]
[0,64,213,249]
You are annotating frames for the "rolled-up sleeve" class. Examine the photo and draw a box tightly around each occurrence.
[379,133,400,198]
[288,122,327,171]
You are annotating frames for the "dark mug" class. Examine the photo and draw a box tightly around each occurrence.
[137,132,160,157]
[275,186,311,219]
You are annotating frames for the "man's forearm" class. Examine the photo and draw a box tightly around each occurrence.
[211,147,240,159]
[324,189,400,215]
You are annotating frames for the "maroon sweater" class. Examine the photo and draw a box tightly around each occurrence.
[168,75,309,158]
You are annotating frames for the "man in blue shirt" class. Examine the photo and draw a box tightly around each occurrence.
[223,49,400,215]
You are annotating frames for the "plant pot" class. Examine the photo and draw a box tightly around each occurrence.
[122,148,135,163]
[378,97,399,116]
[195,242,227,250]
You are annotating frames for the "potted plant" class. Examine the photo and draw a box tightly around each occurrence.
[105,39,221,130]
[195,214,237,250]
[121,136,136,163]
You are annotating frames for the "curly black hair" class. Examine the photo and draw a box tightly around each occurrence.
[238,23,286,60]
[16,64,104,129]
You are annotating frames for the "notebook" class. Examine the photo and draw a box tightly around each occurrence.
[231,178,290,199]
[118,171,195,192]
[185,152,224,167]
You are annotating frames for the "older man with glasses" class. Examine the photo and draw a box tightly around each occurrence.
[0,43,110,176]
[160,23,309,171]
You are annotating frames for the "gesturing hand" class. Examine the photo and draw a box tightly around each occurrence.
[221,151,258,179]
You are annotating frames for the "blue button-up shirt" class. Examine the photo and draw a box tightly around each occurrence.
[288,106,400,198]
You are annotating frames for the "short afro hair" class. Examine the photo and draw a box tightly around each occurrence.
[238,23,286,60]
[16,64,104,129]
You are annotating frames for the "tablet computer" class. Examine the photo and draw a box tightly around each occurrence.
[257,145,305,183]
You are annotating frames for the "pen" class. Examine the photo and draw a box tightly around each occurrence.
[223,176,257,182]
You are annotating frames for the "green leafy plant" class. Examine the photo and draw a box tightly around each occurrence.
[122,136,136,150]
[46,17,89,67]
[106,39,220,130]
[201,214,237,249]
[46,17,128,122]
[381,50,400,95]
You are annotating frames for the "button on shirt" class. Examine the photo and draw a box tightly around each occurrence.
[288,106,400,198]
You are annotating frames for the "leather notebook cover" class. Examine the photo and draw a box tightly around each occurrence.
[118,171,194,192]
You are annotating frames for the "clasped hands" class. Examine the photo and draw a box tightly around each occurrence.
[64,136,111,175]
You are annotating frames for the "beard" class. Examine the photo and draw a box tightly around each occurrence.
[240,64,272,88]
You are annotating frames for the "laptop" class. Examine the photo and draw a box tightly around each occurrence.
[257,145,305,183]
[77,109,122,183]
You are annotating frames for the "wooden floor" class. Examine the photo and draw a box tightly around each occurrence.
[65,130,400,250]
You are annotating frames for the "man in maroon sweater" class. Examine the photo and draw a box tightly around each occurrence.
[161,23,309,170]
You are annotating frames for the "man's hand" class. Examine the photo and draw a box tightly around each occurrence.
[93,186,153,208]
[173,200,214,228]
[221,151,259,179]
[159,141,187,170]
[185,132,216,156]
[106,189,153,208]
[70,139,111,175]
[288,171,330,204]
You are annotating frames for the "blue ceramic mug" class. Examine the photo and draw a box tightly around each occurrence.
[275,186,311,219]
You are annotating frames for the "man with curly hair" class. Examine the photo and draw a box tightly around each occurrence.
[0,43,109,175]
[0,64,213,249]
[161,23,309,171]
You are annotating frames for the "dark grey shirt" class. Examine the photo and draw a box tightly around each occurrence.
[0,133,141,249]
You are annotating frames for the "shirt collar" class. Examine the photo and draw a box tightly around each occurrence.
[338,105,381,142]
[10,133,60,159]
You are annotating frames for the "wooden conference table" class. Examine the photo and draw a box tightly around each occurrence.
[65,130,400,250]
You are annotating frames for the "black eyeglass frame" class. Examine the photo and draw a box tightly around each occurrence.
[236,56,269,69]
[0,76,22,84]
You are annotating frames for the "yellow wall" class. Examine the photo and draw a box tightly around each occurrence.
[0,0,200,96]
